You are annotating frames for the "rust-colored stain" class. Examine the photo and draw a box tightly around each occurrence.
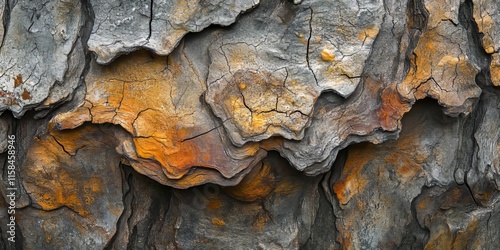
[207,198,222,210]
[13,74,22,87]
[51,50,263,187]
[22,128,111,217]
[376,82,411,131]
[21,89,32,100]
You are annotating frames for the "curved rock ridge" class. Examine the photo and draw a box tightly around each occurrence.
[473,0,500,86]
[205,0,385,146]
[397,0,482,116]
[50,0,493,185]
[2,0,500,248]
[88,0,260,64]
[0,0,86,117]
[51,49,266,188]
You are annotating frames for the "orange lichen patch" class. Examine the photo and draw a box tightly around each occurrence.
[13,74,22,87]
[320,49,335,61]
[21,89,32,100]
[22,136,105,216]
[365,27,380,38]
[324,64,355,80]
[416,196,431,211]
[260,137,284,151]
[81,51,169,130]
[337,229,352,250]
[333,143,372,205]
[223,160,276,202]
[211,217,226,226]
[398,23,481,115]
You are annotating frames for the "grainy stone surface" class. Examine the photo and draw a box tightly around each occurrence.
[88,0,260,64]
[0,0,499,248]
[0,0,86,117]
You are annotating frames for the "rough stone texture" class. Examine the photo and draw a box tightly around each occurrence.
[0,0,86,117]
[0,0,499,248]
[88,0,260,64]
[473,0,500,86]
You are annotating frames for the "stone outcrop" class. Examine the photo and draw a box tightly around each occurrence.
[0,0,499,248]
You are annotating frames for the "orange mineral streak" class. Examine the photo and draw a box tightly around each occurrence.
[25,135,105,217]
[424,225,453,250]
[376,83,411,131]
[223,160,276,202]
[333,143,372,205]
[52,50,263,187]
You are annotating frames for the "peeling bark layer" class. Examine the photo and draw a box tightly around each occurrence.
[0,0,499,248]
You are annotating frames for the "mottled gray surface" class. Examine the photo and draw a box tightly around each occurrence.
[0,0,86,117]
[0,0,499,248]
[88,0,260,64]
[205,0,385,146]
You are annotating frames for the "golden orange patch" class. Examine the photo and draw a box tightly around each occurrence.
[238,82,247,90]
[333,143,373,205]
[207,198,222,210]
[223,161,276,202]
[211,217,225,226]
[320,49,335,61]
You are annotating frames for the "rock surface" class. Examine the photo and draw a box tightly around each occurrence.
[0,0,499,248]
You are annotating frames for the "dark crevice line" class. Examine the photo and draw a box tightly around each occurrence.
[305,7,318,85]
[0,0,13,51]
[403,0,429,78]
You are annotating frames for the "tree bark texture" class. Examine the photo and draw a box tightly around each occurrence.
[0,0,499,249]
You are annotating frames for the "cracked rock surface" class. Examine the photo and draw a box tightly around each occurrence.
[0,0,499,248]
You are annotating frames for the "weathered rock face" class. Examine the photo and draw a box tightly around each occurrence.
[0,0,499,249]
